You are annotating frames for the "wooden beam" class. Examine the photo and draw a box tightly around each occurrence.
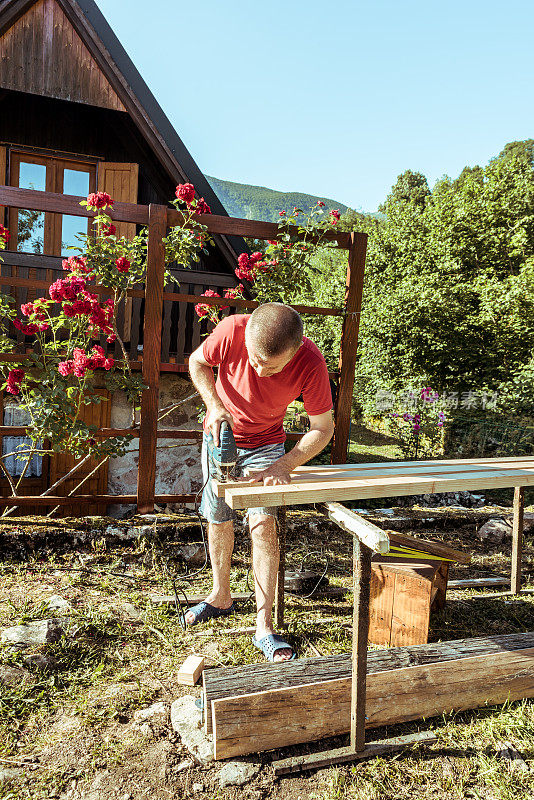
[0,186,352,246]
[177,655,205,686]
[215,459,534,495]
[166,207,351,247]
[211,647,534,759]
[0,493,196,508]
[325,502,390,554]
[331,232,368,463]
[351,540,371,752]
[448,577,508,589]
[275,507,286,628]
[222,467,534,509]
[0,185,149,223]
[203,631,534,734]
[387,531,471,565]
[137,204,166,514]
[272,731,438,775]
[511,486,524,594]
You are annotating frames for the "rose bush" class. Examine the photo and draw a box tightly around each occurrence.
[194,200,339,325]
[0,187,210,493]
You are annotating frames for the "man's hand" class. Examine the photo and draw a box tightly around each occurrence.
[205,405,234,446]
[247,459,293,486]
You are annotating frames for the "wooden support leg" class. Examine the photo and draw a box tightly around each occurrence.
[351,538,372,752]
[275,506,286,629]
[511,486,524,595]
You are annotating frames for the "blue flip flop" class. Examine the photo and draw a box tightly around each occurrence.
[252,633,297,662]
[186,600,236,626]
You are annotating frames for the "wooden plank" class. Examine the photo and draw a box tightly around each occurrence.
[273,731,438,775]
[369,564,396,647]
[136,204,166,514]
[0,185,148,224]
[511,486,524,594]
[166,207,351,248]
[275,506,286,628]
[448,577,509,589]
[351,541,371,751]
[211,647,534,759]
[0,187,351,247]
[0,493,196,508]
[214,458,534,496]
[325,502,390,554]
[387,530,471,565]
[177,655,205,686]
[222,468,534,509]
[203,631,534,735]
[389,570,431,647]
[150,592,253,606]
[331,232,367,463]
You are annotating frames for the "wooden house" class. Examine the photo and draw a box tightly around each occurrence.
[0,0,244,509]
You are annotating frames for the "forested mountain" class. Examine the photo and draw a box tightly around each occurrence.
[205,175,350,222]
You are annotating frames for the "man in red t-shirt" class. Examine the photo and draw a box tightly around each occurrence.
[186,303,334,661]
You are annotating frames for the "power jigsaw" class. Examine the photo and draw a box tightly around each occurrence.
[206,420,238,482]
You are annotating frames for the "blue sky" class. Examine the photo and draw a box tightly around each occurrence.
[94,0,533,212]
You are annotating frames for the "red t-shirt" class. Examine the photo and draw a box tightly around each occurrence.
[202,314,333,448]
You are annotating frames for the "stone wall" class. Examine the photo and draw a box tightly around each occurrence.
[107,374,203,516]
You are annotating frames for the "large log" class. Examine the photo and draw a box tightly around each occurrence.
[211,645,534,759]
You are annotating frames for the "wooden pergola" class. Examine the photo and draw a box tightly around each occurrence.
[0,184,367,513]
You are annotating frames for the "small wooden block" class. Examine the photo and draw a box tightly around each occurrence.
[177,655,205,686]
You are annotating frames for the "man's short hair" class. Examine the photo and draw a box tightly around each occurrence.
[246,303,303,358]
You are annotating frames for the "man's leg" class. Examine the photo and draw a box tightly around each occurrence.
[185,520,234,624]
[249,513,293,662]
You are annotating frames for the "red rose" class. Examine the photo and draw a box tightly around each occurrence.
[102,223,117,237]
[0,224,10,242]
[86,192,114,209]
[175,183,196,204]
[237,253,250,270]
[195,198,211,215]
[317,201,325,207]
[330,209,341,224]
[115,257,131,273]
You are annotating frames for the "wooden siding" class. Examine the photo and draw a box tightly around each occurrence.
[0,0,126,111]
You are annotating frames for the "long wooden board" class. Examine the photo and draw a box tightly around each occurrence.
[203,632,534,733]
[221,467,534,509]
[211,647,534,759]
[214,456,534,498]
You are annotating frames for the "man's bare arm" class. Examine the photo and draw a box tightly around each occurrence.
[252,410,335,486]
[188,344,233,446]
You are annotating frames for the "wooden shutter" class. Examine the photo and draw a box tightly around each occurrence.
[97,162,139,238]
[98,162,139,341]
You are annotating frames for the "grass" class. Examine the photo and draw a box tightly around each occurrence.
[0,507,533,798]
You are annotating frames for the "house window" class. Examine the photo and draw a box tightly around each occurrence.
[2,404,42,478]
[9,151,97,256]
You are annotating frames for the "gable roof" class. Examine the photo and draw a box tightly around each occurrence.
[0,0,243,266]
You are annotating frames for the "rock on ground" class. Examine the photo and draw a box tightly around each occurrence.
[170,696,213,764]
[133,701,169,725]
[0,665,36,686]
[1,617,65,647]
[46,594,73,614]
[218,760,261,787]
[477,518,512,544]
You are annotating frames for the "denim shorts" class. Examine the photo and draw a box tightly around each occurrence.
[199,434,286,523]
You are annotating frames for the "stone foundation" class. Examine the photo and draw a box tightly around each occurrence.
[107,374,203,515]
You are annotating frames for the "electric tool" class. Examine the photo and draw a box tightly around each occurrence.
[206,420,238,481]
